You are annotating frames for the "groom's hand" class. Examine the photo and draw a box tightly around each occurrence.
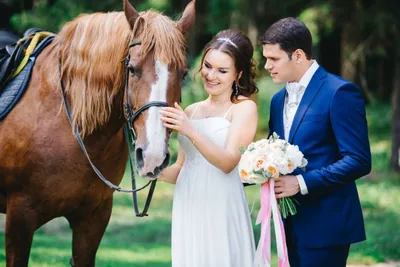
[274,175,300,198]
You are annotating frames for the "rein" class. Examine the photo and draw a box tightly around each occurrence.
[58,40,169,217]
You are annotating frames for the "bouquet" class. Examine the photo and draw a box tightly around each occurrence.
[238,132,308,267]
[238,132,308,218]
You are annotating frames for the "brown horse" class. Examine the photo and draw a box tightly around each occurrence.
[0,0,195,266]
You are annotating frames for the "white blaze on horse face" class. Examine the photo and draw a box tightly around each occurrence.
[141,60,169,175]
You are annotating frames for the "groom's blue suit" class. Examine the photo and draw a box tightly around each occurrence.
[269,66,371,266]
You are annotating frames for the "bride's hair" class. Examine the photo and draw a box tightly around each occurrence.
[197,29,259,102]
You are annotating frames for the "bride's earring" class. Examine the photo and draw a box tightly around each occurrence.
[235,83,239,96]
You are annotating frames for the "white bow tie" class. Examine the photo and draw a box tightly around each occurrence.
[286,82,302,107]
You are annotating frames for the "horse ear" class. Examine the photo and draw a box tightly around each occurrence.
[124,0,140,29]
[177,0,196,36]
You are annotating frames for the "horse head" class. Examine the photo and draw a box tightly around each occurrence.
[123,0,195,178]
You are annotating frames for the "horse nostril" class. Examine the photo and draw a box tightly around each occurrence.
[161,152,170,170]
[136,148,144,169]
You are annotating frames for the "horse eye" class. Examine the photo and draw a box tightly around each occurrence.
[128,65,140,77]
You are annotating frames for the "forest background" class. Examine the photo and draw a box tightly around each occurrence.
[0,0,399,266]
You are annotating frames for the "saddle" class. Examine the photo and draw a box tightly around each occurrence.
[0,28,55,90]
[0,28,55,120]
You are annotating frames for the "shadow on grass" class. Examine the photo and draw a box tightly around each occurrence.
[0,217,173,266]
[348,178,400,264]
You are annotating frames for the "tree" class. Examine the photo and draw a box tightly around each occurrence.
[392,46,400,172]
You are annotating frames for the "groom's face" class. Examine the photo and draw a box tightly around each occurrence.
[262,44,297,84]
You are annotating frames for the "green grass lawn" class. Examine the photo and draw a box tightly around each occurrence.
[0,95,398,266]
[1,174,398,266]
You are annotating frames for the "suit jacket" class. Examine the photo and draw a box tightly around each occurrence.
[268,66,371,248]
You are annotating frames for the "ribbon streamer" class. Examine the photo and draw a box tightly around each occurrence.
[253,180,289,267]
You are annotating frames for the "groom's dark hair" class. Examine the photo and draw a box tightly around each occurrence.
[261,17,313,60]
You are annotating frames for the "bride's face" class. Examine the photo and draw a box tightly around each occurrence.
[201,49,238,96]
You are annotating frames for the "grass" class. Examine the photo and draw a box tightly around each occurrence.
[0,86,398,266]
[350,175,400,264]
[347,102,400,265]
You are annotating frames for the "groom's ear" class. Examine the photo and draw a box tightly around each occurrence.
[293,49,306,64]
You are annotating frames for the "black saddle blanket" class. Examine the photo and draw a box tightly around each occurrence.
[0,33,54,120]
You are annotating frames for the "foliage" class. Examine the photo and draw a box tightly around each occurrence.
[9,0,173,34]
[10,0,90,33]
[299,3,334,46]
[367,102,392,172]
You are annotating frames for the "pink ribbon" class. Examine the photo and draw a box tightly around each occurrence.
[254,180,289,267]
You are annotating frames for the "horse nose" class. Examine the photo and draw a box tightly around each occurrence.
[160,152,170,170]
[136,148,145,170]
[149,152,170,178]
[135,148,170,178]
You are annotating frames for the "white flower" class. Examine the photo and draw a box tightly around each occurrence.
[263,163,279,179]
[286,145,305,167]
[238,132,308,184]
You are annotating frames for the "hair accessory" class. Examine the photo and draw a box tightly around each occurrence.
[217,37,238,48]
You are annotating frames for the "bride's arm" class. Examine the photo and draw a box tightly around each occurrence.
[161,101,258,174]
[158,148,185,184]
[190,100,257,173]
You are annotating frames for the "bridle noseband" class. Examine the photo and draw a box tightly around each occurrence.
[122,40,170,141]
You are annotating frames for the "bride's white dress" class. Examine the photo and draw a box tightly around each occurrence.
[171,104,255,267]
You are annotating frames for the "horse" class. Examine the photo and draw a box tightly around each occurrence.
[0,0,195,266]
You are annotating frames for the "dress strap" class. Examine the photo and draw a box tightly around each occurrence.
[223,104,235,119]
[190,103,201,119]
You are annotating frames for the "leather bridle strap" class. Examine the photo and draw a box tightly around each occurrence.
[122,40,169,140]
[122,41,169,217]
[58,74,152,193]
[58,39,170,217]
[124,125,157,217]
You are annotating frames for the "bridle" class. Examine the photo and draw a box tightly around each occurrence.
[59,39,171,217]
[122,40,170,140]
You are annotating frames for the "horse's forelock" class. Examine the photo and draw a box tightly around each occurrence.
[135,11,186,68]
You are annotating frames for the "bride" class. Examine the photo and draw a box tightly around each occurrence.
[159,29,258,267]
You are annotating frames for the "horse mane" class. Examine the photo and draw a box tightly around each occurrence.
[57,10,186,137]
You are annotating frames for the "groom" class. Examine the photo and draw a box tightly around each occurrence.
[262,18,371,267]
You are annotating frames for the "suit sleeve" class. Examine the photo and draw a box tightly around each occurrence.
[268,95,275,138]
[302,83,371,193]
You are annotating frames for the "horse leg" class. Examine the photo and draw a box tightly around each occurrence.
[68,197,113,267]
[0,193,6,213]
[5,194,38,267]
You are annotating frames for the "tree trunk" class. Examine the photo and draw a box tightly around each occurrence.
[392,48,400,173]
[319,26,341,76]
[340,30,357,82]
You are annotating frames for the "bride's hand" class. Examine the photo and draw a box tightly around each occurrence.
[160,102,194,137]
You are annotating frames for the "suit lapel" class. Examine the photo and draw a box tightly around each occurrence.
[274,89,286,139]
[288,67,327,143]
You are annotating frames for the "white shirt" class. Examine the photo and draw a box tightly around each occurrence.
[284,60,319,195]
